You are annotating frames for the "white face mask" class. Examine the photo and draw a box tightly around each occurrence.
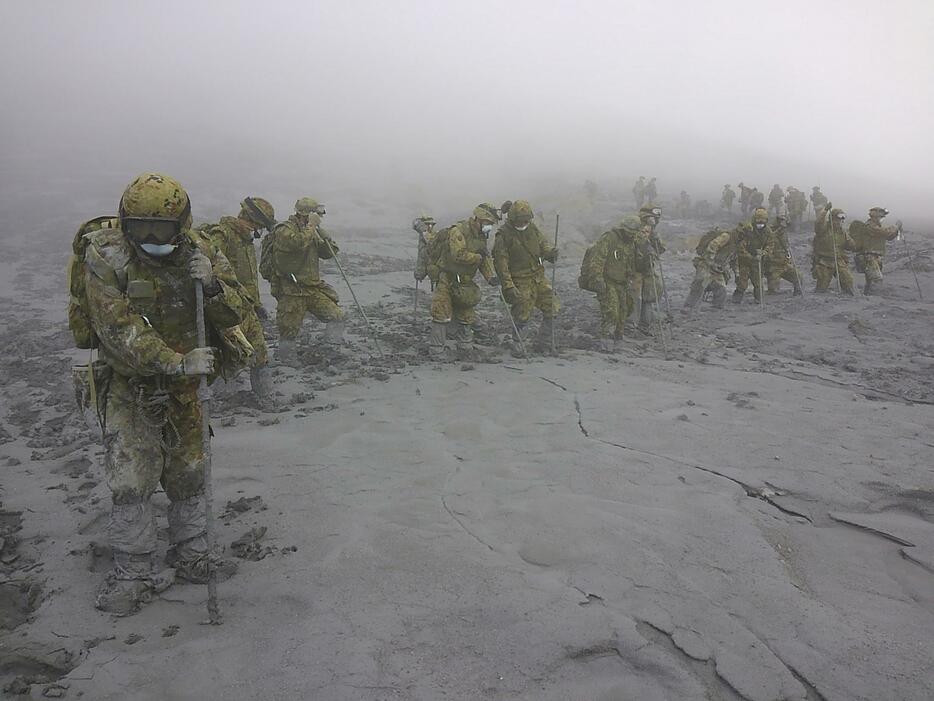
[755,223,765,230]
[515,224,529,232]
[481,224,494,235]
[141,243,178,257]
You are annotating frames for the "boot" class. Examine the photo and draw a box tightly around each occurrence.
[534,317,555,353]
[510,322,530,358]
[683,279,705,312]
[167,495,237,584]
[429,321,448,360]
[277,338,298,366]
[639,302,658,336]
[792,280,803,296]
[732,288,744,304]
[323,319,345,346]
[454,322,474,352]
[250,364,274,402]
[711,286,727,309]
[598,337,615,353]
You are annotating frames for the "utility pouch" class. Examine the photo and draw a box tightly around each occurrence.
[72,359,112,433]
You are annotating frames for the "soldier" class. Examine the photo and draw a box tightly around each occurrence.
[492,200,559,354]
[738,182,752,215]
[850,207,900,295]
[749,187,765,210]
[83,173,243,614]
[413,215,437,285]
[627,205,665,336]
[764,213,803,295]
[266,197,344,364]
[810,186,828,217]
[683,226,737,313]
[645,177,658,204]
[500,200,513,221]
[768,184,784,216]
[427,205,499,358]
[633,177,646,208]
[812,203,856,294]
[205,197,276,401]
[581,215,646,351]
[678,190,691,219]
[732,207,775,303]
[721,185,736,212]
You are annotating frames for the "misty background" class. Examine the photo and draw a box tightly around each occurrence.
[1,0,932,230]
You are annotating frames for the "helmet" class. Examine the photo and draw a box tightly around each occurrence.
[831,208,846,220]
[639,204,661,222]
[119,172,191,245]
[412,215,435,233]
[500,200,513,216]
[869,206,888,217]
[295,197,324,215]
[507,200,533,226]
[776,213,788,223]
[617,215,642,233]
[240,196,276,230]
[752,208,769,224]
[475,203,499,224]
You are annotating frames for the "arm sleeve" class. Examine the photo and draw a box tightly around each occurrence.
[316,226,338,259]
[706,232,731,256]
[492,233,513,289]
[275,222,313,253]
[479,252,495,281]
[448,226,482,267]
[84,247,183,376]
[203,247,244,330]
[586,235,610,281]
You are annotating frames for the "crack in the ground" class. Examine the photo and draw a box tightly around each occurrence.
[539,376,568,391]
[574,399,812,523]
[439,492,495,553]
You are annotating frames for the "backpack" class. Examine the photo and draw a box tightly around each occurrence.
[578,241,601,292]
[695,228,723,256]
[66,216,118,349]
[258,230,276,281]
[424,225,453,283]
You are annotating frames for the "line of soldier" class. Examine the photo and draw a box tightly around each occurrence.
[725,183,827,228]
[67,172,905,614]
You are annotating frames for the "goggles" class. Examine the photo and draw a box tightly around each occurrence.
[122,217,182,245]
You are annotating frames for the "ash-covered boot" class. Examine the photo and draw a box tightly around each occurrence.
[429,321,449,360]
[534,316,555,353]
[731,288,744,304]
[711,285,728,309]
[277,338,298,367]
[167,495,237,584]
[454,322,476,358]
[323,319,345,346]
[250,364,277,409]
[510,322,530,357]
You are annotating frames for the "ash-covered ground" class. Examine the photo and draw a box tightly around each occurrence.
[1,191,932,701]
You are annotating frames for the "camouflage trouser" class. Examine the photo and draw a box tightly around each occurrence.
[103,374,205,505]
[597,281,634,337]
[764,257,801,293]
[430,274,482,325]
[684,260,728,310]
[863,254,884,285]
[240,308,269,367]
[812,256,854,293]
[508,273,559,324]
[275,285,343,340]
[735,260,765,297]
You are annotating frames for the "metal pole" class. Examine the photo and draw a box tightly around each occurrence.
[323,239,384,357]
[649,256,669,358]
[413,279,420,324]
[550,213,559,356]
[194,281,221,625]
[827,209,842,293]
[757,254,765,309]
[655,252,672,318]
[902,235,924,301]
[499,287,528,362]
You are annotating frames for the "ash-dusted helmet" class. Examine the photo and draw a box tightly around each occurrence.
[639,204,661,223]
[869,206,889,217]
[295,197,325,216]
[119,173,191,254]
[752,207,769,228]
[240,196,276,230]
[507,200,534,228]
[618,214,642,232]
[412,216,435,234]
[473,204,499,225]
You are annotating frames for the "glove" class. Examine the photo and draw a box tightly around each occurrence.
[175,347,215,376]
[503,285,519,305]
[414,271,426,282]
[756,250,765,259]
[189,252,215,287]
[543,249,558,263]
[488,276,500,287]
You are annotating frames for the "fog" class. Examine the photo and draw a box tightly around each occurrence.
[1,0,932,224]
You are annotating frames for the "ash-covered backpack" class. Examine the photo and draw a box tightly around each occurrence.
[578,241,601,292]
[424,225,453,284]
[66,216,119,349]
[695,227,725,256]
[258,229,277,281]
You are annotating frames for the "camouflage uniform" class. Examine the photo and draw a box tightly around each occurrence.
[749,188,765,210]
[644,178,658,204]
[430,212,497,342]
[738,182,752,215]
[267,200,344,355]
[812,206,856,294]
[721,185,735,212]
[633,177,646,208]
[683,228,736,312]
[413,216,437,284]
[492,200,558,351]
[584,216,646,346]
[732,209,775,302]
[810,187,828,215]
[764,217,802,295]
[628,205,665,335]
[852,208,899,294]
[768,185,784,216]
[84,173,244,613]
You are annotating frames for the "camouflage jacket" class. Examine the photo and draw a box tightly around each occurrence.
[492,222,556,288]
[270,214,338,294]
[813,208,856,261]
[858,219,899,256]
[83,228,243,387]
[735,223,775,264]
[768,187,784,205]
[696,230,736,272]
[440,219,494,283]
[586,228,647,286]
[208,216,260,307]
[766,225,793,264]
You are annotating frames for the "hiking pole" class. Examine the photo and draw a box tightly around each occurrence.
[323,239,384,357]
[649,256,670,358]
[413,279,420,323]
[757,254,765,309]
[498,287,529,362]
[194,281,221,625]
[550,213,559,356]
[786,242,805,298]
[655,249,672,318]
[898,225,923,300]
[827,208,842,294]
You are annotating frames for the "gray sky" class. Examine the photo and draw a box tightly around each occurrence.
[1,0,932,218]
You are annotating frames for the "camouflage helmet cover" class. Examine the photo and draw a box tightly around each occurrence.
[507,199,533,225]
[295,197,321,215]
[119,172,191,222]
[474,203,499,224]
[869,206,888,216]
[639,204,662,220]
[617,214,642,233]
[500,200,513,214]
[240,196,276,229]
[752,207,769,224]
